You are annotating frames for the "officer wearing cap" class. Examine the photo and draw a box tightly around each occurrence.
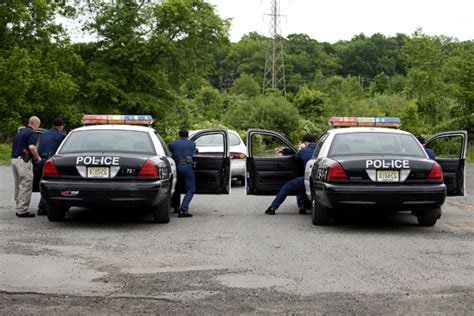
[169,129,196,218]
[11,116,42,218]
[265,134,318,215]
[36,118,66,215]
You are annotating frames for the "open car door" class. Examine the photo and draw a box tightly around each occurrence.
[425,131,468,196]
[246,129,299,195]
[190,129,230,194]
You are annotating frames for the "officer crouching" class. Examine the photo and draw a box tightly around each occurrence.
[11,116,42,217]
[169,130,196,218]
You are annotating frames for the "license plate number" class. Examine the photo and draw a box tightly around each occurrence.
[376,170,399,182]
[87,166,110,178]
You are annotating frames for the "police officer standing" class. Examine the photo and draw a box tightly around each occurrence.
[36,118,66,215]
[265,134,318,215]
[169,130,196,218]
[11,116,42,218]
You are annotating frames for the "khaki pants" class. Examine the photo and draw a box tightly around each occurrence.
[11,158,33,214]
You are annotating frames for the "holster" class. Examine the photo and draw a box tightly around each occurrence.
[22,153,31,162]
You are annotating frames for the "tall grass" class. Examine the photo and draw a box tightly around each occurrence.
[0,143,11,165]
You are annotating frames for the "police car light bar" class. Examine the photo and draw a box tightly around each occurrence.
[329,117,401,128]
[81,115,154,126]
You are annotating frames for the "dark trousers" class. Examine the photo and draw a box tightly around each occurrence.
[271,176,307,210]
[36,159,47,210]
[172,164,196,212]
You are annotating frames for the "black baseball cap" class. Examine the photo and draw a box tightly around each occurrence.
[301,134,316,143]
[52,118,65,127]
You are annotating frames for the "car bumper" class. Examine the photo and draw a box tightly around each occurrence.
[231,159,245,178]
[40,179,171,207]
[316,183,447,210]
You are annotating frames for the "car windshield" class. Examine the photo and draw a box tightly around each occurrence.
[328,132,425,158]
[194,133,241,147]
[59,130,157,155]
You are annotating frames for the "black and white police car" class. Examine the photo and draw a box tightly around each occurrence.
[39,115,231,223]
[245,117,467,227]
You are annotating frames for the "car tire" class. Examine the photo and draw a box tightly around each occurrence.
[236,176,245,186]
[47,204,67,222]
[416,208,438,226]
[153,194,171,224]
[311,193,329,225]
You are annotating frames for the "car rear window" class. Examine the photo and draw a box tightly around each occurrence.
[194,133,241,147]
[59,130,157,155]
[328,132,425,158]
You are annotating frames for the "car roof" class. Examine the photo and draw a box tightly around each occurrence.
[71,125,153,133]
[329,127,413,136]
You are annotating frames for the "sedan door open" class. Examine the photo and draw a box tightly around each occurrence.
[190,129,230,194]
[425,131,468,196]
[246,129,299,195]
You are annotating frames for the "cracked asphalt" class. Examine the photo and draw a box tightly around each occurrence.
[0,165,473,314]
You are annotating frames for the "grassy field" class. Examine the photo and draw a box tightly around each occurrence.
[0,143,10,166]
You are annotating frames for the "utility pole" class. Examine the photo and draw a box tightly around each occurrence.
[262,0,286,94]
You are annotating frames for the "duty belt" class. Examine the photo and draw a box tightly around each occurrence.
[177,157,193,165]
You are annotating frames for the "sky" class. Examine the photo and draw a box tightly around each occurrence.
[207,0,474,43]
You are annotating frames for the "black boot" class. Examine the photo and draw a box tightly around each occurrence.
[265,207,275,215]
[178,210,193,218]
[298,205,307,215]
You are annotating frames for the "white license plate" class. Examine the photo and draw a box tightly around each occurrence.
[376,170,399,182]
[87,166,110,179]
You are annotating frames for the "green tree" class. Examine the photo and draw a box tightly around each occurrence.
[0,0,80,135]
[76,0,229,137]
[230,73,259,97]
[401,30,447,124]
[224,94,300,136]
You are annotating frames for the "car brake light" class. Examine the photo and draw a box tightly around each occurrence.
[230,153,247,159]
[43,159,60,177]
[327,162,349,182]
[137,160,158,178]
[427,162,443,181]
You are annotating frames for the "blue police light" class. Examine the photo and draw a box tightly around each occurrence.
[374,117,401,127]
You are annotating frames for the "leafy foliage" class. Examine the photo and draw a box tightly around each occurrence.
[0,1,471,161]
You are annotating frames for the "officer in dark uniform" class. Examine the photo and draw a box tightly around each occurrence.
[11,116,42,218]
[169,130,196,218]
[416,136,436,160]
[265,134,318,215]
[36,118,66,215]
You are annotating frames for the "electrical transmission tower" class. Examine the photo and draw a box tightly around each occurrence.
[262,0,286,94]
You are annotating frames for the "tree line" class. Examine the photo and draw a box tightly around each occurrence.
[1,0,472,145]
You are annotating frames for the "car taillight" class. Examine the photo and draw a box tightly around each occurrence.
[427,162,443,182]
[230,153,247,159]
[43,159,60,177]
[327,162,349,182]
[137,160,158,178]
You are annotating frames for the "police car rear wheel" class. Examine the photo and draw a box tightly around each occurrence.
[311,193,329,225]
[153,196,171,224]
[47,204,67,222]
[416,208,438,226]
